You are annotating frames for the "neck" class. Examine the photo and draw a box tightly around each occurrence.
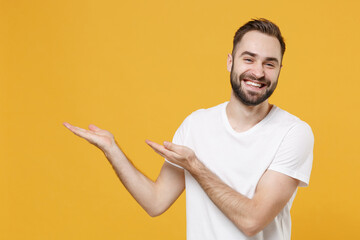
[226,91,272,133]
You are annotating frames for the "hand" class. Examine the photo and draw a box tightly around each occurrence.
[145,140,198,171]
[63,122,116,154]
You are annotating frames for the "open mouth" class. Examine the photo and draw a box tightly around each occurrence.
[243,79,266,89]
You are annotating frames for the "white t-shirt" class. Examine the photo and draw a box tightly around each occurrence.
[166,102,314,240]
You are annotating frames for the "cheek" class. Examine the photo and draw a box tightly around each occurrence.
[265,70,280,82]
[233,63,249,75]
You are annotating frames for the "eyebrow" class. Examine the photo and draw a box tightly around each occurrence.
[240,51,280,64]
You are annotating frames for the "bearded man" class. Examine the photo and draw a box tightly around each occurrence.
[64,18,314,240]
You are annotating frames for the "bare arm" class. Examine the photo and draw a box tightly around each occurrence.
[63,123,185,217]
[190,163,298,236]
[146,140,299,236]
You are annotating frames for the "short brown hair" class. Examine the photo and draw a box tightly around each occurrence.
[232,18,286,57]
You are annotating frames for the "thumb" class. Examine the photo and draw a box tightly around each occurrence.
[88,124,101,132]
[164,141,175,151]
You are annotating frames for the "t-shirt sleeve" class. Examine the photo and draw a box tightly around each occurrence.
[268,122,314,187]
[164,114,192,169]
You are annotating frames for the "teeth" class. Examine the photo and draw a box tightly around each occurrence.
[245,81,262,87]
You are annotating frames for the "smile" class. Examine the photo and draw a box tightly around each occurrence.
[243,80,266,88]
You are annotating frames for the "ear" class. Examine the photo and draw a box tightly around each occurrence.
[227,54,233,72]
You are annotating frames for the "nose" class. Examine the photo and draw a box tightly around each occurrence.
[251,62,265,79]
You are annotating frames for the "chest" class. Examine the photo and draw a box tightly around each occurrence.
[186,124,285,196]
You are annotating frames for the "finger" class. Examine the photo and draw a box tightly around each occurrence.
[146,142,166,158]
[64,122,94,140]
[150,146,176,162]
[72,128,93,140]
[151,147,166,158]
[149,147,176,164]
[63,122,73,130]
[64,122,80,133]
[145,139,165,153]
[88,124,101,132]
[146,140,175,158]
[163,141,182,153]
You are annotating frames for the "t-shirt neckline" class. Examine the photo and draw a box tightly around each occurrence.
[221,101,278,137]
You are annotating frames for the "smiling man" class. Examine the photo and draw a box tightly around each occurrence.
[64,18,314,240]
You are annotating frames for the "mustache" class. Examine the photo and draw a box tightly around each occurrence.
[239,72,268,84]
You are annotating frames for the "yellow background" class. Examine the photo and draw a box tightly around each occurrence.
[1,0,359,239]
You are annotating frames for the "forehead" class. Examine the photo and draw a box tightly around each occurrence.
[234,31,282,61]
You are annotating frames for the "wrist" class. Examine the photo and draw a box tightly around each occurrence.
[103,143,122,161]
[188,156,204,176]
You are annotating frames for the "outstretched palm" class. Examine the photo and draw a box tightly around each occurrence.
[63,122,115,153]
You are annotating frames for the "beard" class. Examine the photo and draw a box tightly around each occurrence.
[230,68,278,106]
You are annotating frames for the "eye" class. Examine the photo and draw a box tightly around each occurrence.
[244,58,253,63]
[265,63,275,68]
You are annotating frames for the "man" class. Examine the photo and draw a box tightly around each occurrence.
[64,18,314,239]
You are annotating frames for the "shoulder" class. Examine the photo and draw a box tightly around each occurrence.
[186,102,227,123]
[175,102,227,135]
[172,103,226,143]
[271,106,314,145]
[272,106,313,132]
[268,107,314,186]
